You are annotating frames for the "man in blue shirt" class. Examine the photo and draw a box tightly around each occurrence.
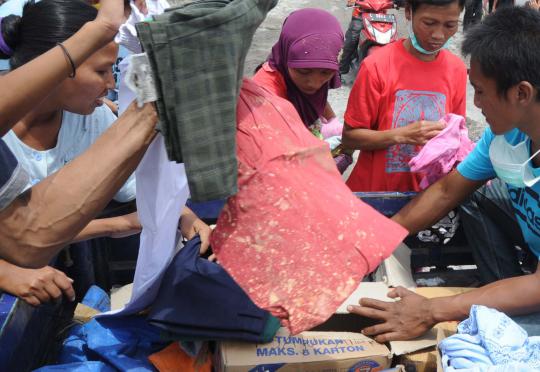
[349,6,540,341]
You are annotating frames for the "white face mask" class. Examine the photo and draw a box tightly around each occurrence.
[489,135,540,188]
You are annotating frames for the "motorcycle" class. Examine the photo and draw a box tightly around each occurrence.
[345,0,400,79]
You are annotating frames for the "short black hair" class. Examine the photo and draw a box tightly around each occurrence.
[462,6,540,101]
[0,0,97,69]
[407,0,466,12]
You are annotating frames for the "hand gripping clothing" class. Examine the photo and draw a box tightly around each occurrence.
[148,235,280,342]
[409,114,476,189]
[210,79,408,334]
[101,134,190,317]
[135,0,277,201]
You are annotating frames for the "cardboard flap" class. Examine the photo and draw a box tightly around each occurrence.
[336,282,395,313]
[374,243,416,288]
[389,328,438,356]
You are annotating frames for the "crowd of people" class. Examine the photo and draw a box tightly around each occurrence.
[0,0,539,368]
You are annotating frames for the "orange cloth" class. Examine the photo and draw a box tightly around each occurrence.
[148,343,212,372]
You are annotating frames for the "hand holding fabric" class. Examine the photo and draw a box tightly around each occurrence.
[347,286,436,342]
[0,263,75,306]
[394,120,446,146]
[321,117,344,139]
[180,207,212,255]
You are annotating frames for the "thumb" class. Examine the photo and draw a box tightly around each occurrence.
[387,286,411,299]
[199,239,210,255]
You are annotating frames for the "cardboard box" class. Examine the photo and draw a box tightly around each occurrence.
[436,328,455,372]
[218,259,471,372]
[396,347,438,372]
[218,328,391,372]
[217,283,441,372]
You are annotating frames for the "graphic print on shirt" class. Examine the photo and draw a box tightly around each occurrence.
[508,187,540,252]
[386,90,446,173]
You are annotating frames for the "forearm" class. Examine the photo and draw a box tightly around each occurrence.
[181,206,195,218]
[72,218,115,242]
[392,170,482,233]
[0,259,17,291]
[73,212,141,242]
[0,104,156,268]
[431,272,540,323]
[342,125,400,151]
[323,102,336,120]
[391,182,455,233]
[0,20,116,136]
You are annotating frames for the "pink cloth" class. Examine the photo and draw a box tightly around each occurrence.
[409,114,476,189]
[210,79,408,334]
[321,116,344,139]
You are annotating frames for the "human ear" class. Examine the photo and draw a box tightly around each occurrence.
[405,4,412,21]
[516,81,535,106]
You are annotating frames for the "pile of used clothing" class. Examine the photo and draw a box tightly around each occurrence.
[439,305,540,371]
[38,1,410,369]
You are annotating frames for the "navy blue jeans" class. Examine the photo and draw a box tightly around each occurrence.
[339,16,363,74]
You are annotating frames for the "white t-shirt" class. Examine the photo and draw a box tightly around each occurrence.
[2,105,136,202]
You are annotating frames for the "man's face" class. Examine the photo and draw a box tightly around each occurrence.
[407,2,461,52]
[469,60,518,135]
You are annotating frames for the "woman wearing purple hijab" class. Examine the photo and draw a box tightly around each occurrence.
[253,8,351,172]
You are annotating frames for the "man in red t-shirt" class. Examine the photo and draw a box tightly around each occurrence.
[342,0,467,192]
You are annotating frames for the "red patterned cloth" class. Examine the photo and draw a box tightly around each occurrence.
[211,79,408,334]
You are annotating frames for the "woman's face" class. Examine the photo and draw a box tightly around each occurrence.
[287,67,336,95]
[57,42,118,115]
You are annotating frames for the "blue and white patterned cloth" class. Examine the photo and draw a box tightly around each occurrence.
[439,305,540,371]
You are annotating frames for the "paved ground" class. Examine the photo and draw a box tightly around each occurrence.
[245,0,486,141]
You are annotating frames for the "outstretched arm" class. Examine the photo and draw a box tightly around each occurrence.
[392,169,484,233]
[0,0,125,135]
[349,262,540,342]
[342,120,446,151]
[0,102,157,268]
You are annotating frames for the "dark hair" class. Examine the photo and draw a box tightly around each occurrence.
[462,6,540,101]
[407,0,466,12]
[0,0,97,69]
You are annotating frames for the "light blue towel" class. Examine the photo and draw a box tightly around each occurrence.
[439,305,540,371]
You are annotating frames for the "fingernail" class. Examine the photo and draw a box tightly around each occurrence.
[68,278,74,283]
[347,305,353,311]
